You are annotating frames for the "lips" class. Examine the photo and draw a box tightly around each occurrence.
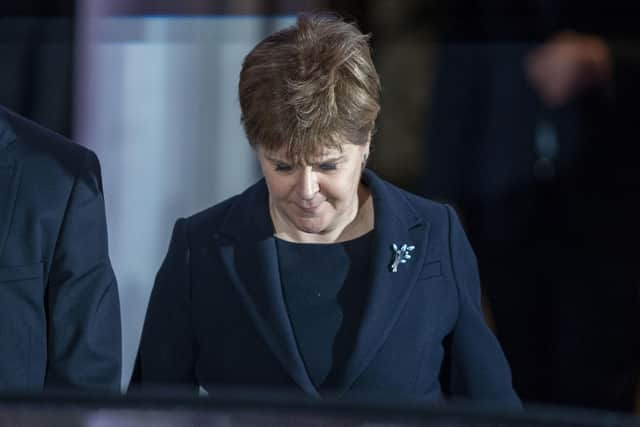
[299,203,320,209]
[298,206,320,215]
[295,201,323,215]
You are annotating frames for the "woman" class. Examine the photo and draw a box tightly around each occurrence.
[133,13,520,405]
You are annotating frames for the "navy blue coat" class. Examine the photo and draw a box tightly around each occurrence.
[134,169,519,406]
[0,106,121,392]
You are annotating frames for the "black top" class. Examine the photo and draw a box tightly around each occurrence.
[276,232,374,390]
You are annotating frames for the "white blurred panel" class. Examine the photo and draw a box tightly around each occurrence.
[76,16,294,388]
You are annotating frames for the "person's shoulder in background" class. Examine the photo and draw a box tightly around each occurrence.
[0,104,94,170]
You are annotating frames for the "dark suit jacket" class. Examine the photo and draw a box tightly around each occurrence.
[134,169,519,406]
[0,106,121,392]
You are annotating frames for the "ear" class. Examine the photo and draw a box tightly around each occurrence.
[361,142,370,169]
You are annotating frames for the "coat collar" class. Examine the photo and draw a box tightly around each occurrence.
[216,169,430,397]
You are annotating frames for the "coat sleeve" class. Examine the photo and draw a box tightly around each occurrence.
[45,150,121,391]
[130,218,197,391]
[444,205,521,407]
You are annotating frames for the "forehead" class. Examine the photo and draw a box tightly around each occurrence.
[261,144,362,163]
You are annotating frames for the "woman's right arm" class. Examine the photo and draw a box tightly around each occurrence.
[129,218,198,391]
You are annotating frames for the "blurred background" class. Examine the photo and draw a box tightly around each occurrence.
[1,0,638,415]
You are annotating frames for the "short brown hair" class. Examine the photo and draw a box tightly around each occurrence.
[238,13,381,164]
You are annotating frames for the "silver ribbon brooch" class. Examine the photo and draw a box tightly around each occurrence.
[390,243,415,272]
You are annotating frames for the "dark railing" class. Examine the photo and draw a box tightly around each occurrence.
[0,390,638,427]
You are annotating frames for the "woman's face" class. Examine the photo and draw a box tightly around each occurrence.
[258,142,369,241]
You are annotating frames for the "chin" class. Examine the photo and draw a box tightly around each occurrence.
[294,218,328,235]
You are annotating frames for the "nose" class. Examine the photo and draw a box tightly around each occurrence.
[297,166,318,201]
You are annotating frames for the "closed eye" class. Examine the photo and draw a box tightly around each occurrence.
[275,162,293,172]
[318,162,337,171]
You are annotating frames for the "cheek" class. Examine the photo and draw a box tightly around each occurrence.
[324,176,358,205]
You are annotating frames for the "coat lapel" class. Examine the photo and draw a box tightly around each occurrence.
[216,181,319,398]
[0,113,20,259]
[335,170,430,395]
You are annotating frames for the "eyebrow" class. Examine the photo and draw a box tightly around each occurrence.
[264,154,285,163]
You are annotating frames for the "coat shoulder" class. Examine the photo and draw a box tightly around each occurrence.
[1,108,105,225]
[383,180,452,230]
[404,191,450,220]
[6,107,90,161]
[181,193,242,245]
[365,170,451,227]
